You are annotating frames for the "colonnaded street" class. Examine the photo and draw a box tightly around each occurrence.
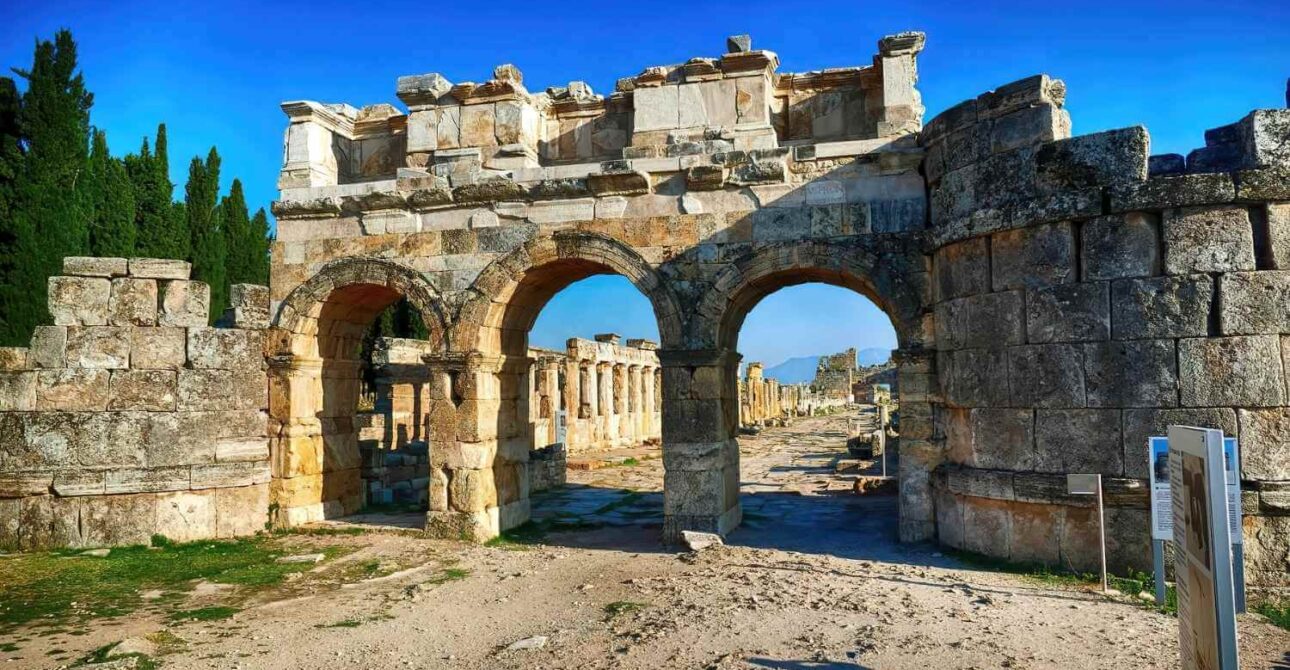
[6,410,1288,669]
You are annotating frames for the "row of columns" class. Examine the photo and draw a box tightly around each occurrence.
[560,336,662,452]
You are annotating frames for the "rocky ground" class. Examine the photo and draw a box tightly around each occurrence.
[5,410,1289,669]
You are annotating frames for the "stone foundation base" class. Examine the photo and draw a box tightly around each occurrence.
[425,507,499,542]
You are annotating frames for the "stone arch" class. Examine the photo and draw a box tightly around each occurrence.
[267,257,450,526]
[665,239,938,543]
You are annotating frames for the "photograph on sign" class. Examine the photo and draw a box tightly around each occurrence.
[1148,437,1172,540]
[1168,425,1239,670]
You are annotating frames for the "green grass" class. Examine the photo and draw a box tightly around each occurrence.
[427,567,470,584]
[945,548,1177,614]
[593,491,644,515]
[168,606,241,622]
[0,537,331,632]
[1254,601,1290,630]
[0,642,19,652]
[73,643,158,670]
[615,458,640,467]
[603,601,647,618]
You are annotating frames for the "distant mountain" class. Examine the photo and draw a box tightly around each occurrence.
[763,356,818,384]
[857,347,892,366]
[762,348,892,384]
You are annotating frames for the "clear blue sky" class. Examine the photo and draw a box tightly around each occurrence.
[3,1,1286,365]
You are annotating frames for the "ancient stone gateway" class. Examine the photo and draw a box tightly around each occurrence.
[3,30,1289,586]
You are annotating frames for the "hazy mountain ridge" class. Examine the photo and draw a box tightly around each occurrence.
[761,348,891,384]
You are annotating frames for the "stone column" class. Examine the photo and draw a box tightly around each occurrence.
[614,363,629,444]
[597,362,612,449]
[642,366,656,440]
[268,354,325,526]
[628,365,643,445]
[893,348,940,542]
[659,348,742,543]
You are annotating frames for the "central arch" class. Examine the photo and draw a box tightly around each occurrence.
[668,239,937,543]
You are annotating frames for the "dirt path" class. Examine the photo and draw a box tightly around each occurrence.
[9,411,1290,669]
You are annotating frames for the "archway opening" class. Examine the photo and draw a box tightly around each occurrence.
[269,260,447,529]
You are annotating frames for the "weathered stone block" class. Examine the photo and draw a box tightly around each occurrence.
[187,328,264,370]
[932,237,990,301]
[179,369,267,411]
[215,483,269,537]
[155,491,217,543]
[105,466,190,494]
[1035,126,1148,193]
[36,368,110,410]
[1242,515,1290,586]
[961,496,1012,558]
[1082,340,1177,408]
[1035,409,1123,475]
[1007,344,1085,407]
[1111,275,1212,340]
[1025,282,1109,343]
[159,280,211,327]
[1219,271,1290,335]
[968,408,1035,470]
[63,256,128,277]
[0,347,27,370]
[65,326,130,369]
[0,371,36,411]
[449,466,497,513]
[228,284,270,329]
[1179,335,1285,407]
[130,326,187,369]
[129,258,191,279]
[1121,408,1237,477]
[1237,409,1290,480]
[1109,173,1235,212]
[48,276,111,326]
[991,222,1074,290]
[460,103,497,148]
[78,493,156,547]
[191,461,271,489]
[108,369,178,411]
[938,348,1009,408]
[29,326,67,368]
[108,278,158,326]
[214,437,269,462]
[935,291,1025,350]
[990,105,1069,155]
[1268,203,1290,270]
[1081,212,1160,280]
[1163,205,1255,274]
[1009,501,1063,566]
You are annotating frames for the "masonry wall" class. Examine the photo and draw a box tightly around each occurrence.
[0,258,270,550]
[923,74,1290,584]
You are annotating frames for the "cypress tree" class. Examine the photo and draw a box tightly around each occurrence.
[0,78,23,342]
[220,178,254,285]
[0,31,92,345]
[128,124,186,259]
[185,148,226,321]
[86,129,136,256]
[248,207,271,285]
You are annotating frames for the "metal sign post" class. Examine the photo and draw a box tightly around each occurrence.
[1067,473,1107,593]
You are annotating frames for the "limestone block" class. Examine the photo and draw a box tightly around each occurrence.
[679,80,737,129]
[108,278,158,326]
[1009,501,1062,566]
[749,207,809,243]
[961,497,1012,558]
[1163,206,1255,275]
[932,237,990,301]
[1081,212,1160,280]
[1082,340,1178,408]
[0,372,36,411]
[129,258,191,279]
[159,280,211,327]
[50,470,101,496]
[435,105,461,149]
[29,326,67,368]
[155,491,217,543]
[215,437,269,462]
[1035,409,1123,475]
[214,483,269,537]
[191,461,271,489]
[272,434,322,478]
[1025,282,1109,343]
[1035,126,1148,193]
[734,76,769,124]
[968,408,1035,470]
[1242,516,1290,586]
[187,328,264,370]
[1121,408,1237,477]
[105,466,190,494]
[36,368,110,410]
[1267,203,1290,270]
[934,291,1025,350]
[78,493,156,547]
[65,326,130,369]
[633,85,680,132]
[63,256,128,277]
[990,105,1069,154]
[1109,173,1235,212]
[107,369,177,411]
[1237,409,1290,480]
[1110,275,1212,340]
[106,411,185,468]
[130,326,187,369]
[938,348,1009,408]
[179,369,267,411]
[1178,335,1285,407]
[1006,344,1086,408]
[449,466,497,513]
[48,276,111,326]
[229,284,270,329]
[1219,271,1290,335]
[990,222,1074,290]
[460,104,496,148]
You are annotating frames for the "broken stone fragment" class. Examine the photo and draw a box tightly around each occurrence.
[493,63,523,85]
[586,170,651,196]
[681,530,723,551]
[726,34,752,53]
[228,284,270,330]
[506,635,548,651]
[276,553,325,564]
[396,73,453,106]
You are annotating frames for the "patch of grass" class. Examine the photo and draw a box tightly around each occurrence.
[603,601,647,618]
[271,526,367,537]
[0,642,18,652]
[427,567,471,584]
[73,643,158,670]
[168,606,241,622]
[615,457,640,467]
[0,538,329,633]
[945,548,1177,614]
[1254,601,1290,630]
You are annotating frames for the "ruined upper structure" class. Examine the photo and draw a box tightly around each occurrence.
[4,31,1289,587]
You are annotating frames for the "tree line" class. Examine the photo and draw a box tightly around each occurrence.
[0,30,271,345]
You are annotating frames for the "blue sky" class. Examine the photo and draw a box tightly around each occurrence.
[3,1,1287,366]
